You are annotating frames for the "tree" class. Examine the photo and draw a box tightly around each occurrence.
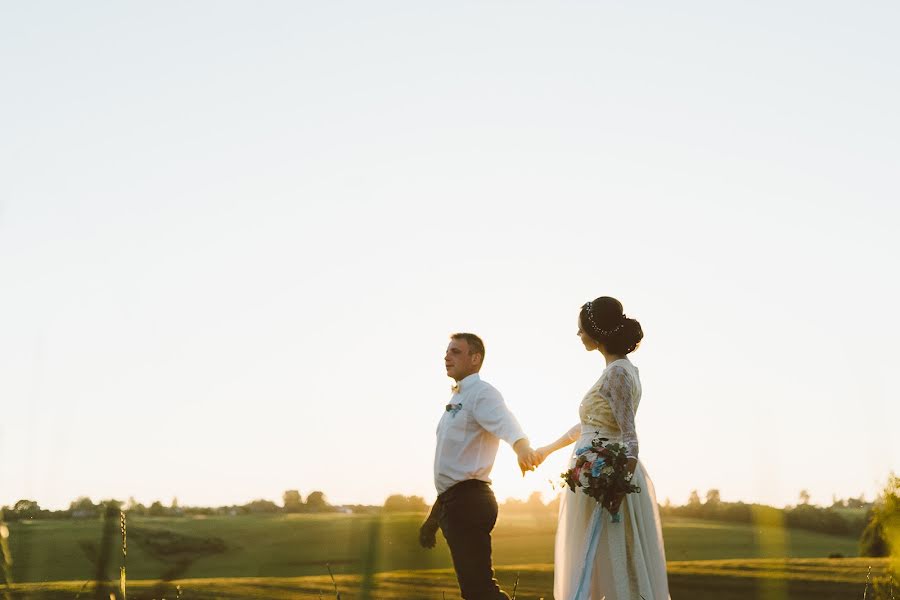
[13,499,40,520]
[848,494,868,509]
[502,497,525,512]
[69,497,98,518]
[245,499,279,513]
[860,473,900,557]
[526,492,545,510]
[685,490,702,517]
[305,491,329,512]
[99,499,122,512]
[798,489,811,505]
[148,500,166,517]
[407,495,427,512]
[125,496,147,516]
[283,490,304,513]
[705,489,721,506]
[384,495,410,512]
[384,495,428,512]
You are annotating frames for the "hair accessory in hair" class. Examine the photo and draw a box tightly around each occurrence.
[583,301,626,337]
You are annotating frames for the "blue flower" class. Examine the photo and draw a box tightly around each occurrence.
[575,446,591,456]
[591,459,606,477]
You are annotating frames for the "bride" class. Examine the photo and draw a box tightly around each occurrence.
[535,297,670,600]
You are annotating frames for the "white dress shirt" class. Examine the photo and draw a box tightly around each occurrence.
[433,372,527,495]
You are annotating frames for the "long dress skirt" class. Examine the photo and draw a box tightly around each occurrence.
[554,449,670,599]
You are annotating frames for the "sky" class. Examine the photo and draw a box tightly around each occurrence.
[1,1,898,511]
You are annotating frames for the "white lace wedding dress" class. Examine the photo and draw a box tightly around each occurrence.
[554,358,670,600]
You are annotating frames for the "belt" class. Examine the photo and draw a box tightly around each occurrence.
[438,479,491,502]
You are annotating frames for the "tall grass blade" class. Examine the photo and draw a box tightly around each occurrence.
[326,562,341,600]
[73,580,91,599]
[119,510,127,600]
[511,571,519,600]
[0,520,11,600]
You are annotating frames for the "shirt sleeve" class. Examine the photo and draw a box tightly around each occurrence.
[598,365,639,459]
[471,387,527,447]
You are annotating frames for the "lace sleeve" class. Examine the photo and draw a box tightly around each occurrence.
[599,365,639,459]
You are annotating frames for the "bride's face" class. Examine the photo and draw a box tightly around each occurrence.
[577,314,600,351]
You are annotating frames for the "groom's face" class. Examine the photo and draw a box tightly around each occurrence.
[445,339,482,382]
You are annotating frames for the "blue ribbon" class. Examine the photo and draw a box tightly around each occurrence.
[573,504,604,599]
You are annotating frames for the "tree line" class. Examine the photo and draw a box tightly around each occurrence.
[4,477,896,560]
[658,488,873,537]
[0,489,338,521]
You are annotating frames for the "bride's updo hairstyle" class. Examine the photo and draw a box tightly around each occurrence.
[580,296,643,354]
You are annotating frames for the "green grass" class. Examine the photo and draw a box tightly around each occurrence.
[6,513,862,584]
[4,559,893,600]
[661,517,859,561]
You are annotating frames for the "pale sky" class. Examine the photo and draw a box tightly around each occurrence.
[1,1,898,511]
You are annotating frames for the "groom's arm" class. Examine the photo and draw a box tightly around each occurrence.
[470,390,537,473]
[418,498,441,549]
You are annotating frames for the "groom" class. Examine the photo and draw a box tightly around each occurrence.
[420,332,538,600]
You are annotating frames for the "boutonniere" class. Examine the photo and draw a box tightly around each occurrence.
[445,402,463,418]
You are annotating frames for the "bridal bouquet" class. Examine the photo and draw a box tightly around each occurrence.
[561,436,641,521]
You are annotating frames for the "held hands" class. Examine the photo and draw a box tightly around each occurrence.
[521,444,553,474]
[513,438,543,476]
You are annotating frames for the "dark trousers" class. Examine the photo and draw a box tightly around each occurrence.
[437,480,510,600]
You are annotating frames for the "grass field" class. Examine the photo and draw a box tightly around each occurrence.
[5,512,863,584]
[4,559,894,600]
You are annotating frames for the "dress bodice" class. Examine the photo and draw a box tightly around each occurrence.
[578,358,641,458]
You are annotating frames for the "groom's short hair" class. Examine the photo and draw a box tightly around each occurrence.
[450,332,485,364]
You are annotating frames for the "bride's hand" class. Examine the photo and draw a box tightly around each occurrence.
[625,457,638,479]
[607,458,638,514]
[534,446,551,466]
[607,493,625,514]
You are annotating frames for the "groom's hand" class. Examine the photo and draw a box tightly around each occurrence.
[419,517,438,549]
[513,438,538,475]
[419,500,441,549]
